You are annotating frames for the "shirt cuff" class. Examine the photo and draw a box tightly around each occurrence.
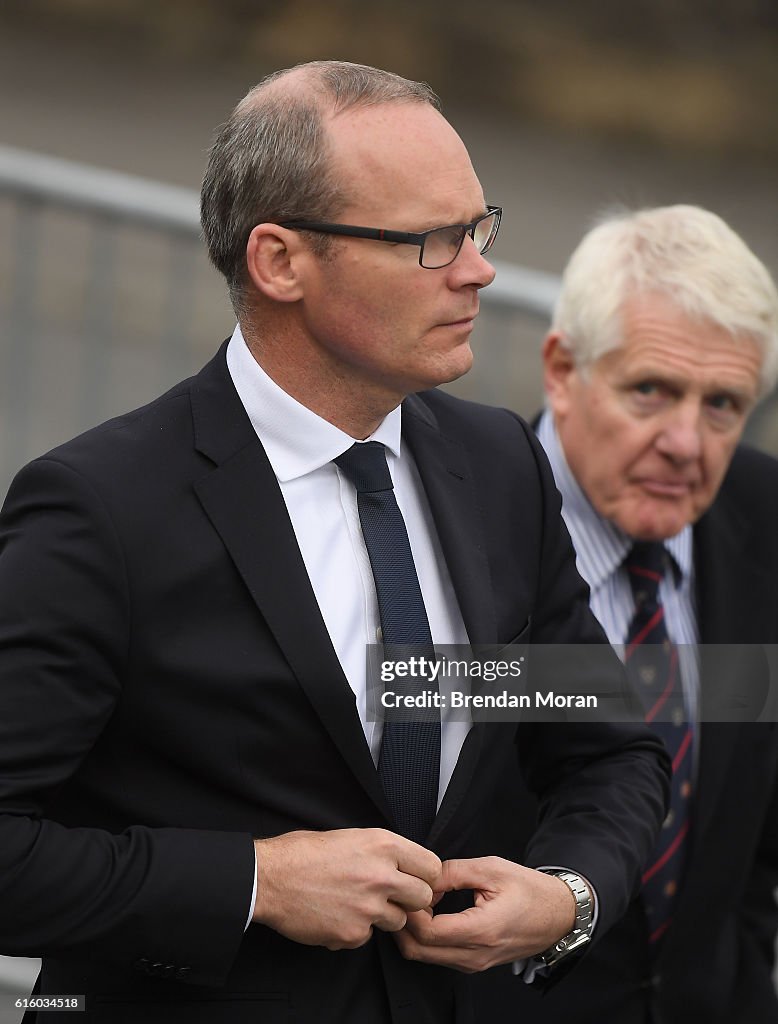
[245,851,258,932]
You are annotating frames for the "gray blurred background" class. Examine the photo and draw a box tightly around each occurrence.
[0,0,776,1018]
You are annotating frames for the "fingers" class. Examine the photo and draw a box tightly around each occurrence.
[395,933,488,973]
[403,903,485,947]
[384,874,435,914]
[393,835,444,891]
[370,829,442,912]
[395,907,496,973]
[393,856,511,948]
[372,902,408,934]
[436,855,508,895]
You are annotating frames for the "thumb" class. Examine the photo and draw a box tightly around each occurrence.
[439,856,511,895]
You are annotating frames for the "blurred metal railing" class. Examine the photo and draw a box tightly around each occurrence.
[0,146,199,230]
[0,146,225,497]
[0,144,560,501]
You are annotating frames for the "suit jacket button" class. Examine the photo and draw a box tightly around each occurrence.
[651,973,662,990]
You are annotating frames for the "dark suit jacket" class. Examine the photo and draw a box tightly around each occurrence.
[0,343,668,1024]
[474,444,778,1023]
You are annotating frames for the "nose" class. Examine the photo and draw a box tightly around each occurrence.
[449,233,496,289]
[655,401,703,463]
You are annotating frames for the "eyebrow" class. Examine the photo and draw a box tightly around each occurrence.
[626,371,757,403]
[704,385,757,404]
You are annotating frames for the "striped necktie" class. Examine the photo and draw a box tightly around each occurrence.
[624,541,692,948]
[334,441,440,844]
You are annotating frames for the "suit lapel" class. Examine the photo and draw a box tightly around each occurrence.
[402,395,500,841]
[690,491,769,843]
[694,471,774,644]
[402,395,497,644]
[190,346,392,821]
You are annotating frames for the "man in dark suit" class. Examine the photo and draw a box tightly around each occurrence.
[476,205,778,1022]
[0,63,669,1023]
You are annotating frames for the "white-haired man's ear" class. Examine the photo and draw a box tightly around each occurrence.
[542,331,579,418]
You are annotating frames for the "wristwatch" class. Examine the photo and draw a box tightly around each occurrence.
[535,870,593,968]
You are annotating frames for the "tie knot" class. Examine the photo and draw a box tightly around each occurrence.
[334,441,393,493]
[624,541,666,604]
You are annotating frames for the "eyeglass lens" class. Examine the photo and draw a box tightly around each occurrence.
[421,209,500,269]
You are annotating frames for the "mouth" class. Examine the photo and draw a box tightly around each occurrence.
[439,312,479,329]
[636,479,697,498]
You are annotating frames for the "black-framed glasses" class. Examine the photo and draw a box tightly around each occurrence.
[280,205,502,269]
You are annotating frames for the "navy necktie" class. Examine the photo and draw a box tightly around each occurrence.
[334,441,440,844]
[624,541,692,948]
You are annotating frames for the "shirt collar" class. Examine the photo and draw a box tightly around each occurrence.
[537,409,692,589]
[226,325,402,482]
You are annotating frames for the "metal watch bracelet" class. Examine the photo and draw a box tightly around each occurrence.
[535,870,593,968]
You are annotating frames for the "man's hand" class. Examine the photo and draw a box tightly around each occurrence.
[252,828,442,950]
[395,857,576,973]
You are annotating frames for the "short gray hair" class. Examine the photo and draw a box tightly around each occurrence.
[552,204,778,397]
[200,60,440,316]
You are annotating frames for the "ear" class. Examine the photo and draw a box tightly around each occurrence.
[245,224,307,303]
[542,331,577,418]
